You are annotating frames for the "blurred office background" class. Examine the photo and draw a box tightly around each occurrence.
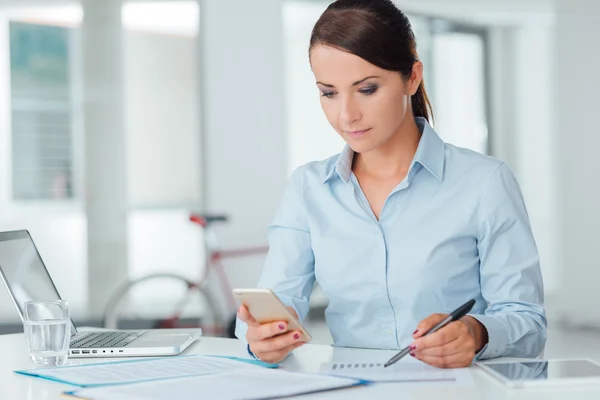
[0,0,597,342]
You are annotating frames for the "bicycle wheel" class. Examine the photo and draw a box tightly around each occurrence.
[102,273,220,333]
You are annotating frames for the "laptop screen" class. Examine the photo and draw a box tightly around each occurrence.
[0,230,77,335]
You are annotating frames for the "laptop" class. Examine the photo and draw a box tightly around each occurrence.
[0,230,201,358]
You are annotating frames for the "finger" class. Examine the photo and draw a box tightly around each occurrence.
[412,321,465,351]
[412,349,475,369]
[413,314,447,338]
[254,341,305,364]
[246,320,289,341]
[237,305,258,326]
[250,330,303,355]
[414,335,464,357]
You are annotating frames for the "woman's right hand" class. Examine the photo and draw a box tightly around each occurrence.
[237,305,306,363]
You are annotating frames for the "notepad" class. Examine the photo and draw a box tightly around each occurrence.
[320,359,473,385]
[63,369,367,400]
[15,355,276,387]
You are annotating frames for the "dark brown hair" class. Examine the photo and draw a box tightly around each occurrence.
[310,0,433,123]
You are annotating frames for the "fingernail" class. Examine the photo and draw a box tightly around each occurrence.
[279,324,285,330]
[410,351,415,357]
[409,344,416,351]
[413,329,419,335]
[294,333,300,340]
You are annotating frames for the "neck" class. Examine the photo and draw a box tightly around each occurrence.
[353,116,422,180]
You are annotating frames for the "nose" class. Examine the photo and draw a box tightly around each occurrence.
[339,95,361,127]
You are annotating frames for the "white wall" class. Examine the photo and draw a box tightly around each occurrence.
[197,0,290,317]
[122,27,205,318]
[431,33,488,153]
[125,30,201,207]
[496,24,558,302]
[512,24,557,295]
[554,0,600,327]
[480,24,559,301]
[82,0,129,316]
[199,0,288,248]
[488,27,517,169]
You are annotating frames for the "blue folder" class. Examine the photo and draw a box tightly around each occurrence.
[14,354,278,388]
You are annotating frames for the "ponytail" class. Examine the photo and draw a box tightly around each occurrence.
[411,81,434,124]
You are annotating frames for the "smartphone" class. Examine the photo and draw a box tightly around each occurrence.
[233,288,312,342]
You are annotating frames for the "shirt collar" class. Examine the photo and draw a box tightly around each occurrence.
[323,145,353,184]
[323,117,445,184]
[411,117,445,181]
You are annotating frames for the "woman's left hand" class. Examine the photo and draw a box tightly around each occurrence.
[409,314,488,368]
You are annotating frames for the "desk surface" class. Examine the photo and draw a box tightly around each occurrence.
[2,333,600,400]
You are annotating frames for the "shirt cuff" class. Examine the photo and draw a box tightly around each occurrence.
[468,314,509,360]
[247,344,257,359]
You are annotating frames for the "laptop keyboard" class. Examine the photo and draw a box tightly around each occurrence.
[70,331,142,349]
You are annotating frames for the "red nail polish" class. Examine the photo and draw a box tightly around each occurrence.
[409,344,416,351]
[410,352,415,357]
[413,329,419,335]
[294,333,300,340]
[279,324,285,330]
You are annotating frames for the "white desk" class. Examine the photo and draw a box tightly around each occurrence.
[2,333,600,400]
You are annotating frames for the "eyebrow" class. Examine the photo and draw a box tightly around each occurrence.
[316,75,380,88]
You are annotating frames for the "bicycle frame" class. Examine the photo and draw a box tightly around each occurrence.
[103,213,268,337]
[190,214,269,314]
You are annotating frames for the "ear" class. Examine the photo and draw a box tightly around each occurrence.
[408,61,424,95]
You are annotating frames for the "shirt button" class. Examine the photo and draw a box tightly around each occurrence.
[387,330,394,336]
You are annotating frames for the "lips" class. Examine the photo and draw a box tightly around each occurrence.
[346,128,371,138]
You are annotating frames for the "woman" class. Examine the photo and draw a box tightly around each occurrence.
[236,0,546,368]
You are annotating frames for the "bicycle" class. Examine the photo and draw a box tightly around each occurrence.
[102,213,269,338]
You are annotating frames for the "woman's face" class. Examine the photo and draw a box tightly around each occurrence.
[310,44,422,154]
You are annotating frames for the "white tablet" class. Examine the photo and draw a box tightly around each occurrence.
[477,359,600,388]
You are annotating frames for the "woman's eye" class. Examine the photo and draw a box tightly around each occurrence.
[321,91,335,98]
[359,86,378,95]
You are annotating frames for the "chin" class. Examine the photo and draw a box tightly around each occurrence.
[346,140,378,154]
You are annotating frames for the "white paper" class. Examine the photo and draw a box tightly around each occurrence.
[27,355,260,386]
[319,358,473,385]
[68,369,363,400]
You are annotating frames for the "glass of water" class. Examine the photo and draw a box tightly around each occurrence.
[24,300,70,367]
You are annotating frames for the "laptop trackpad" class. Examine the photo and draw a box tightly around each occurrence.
[133,332,193,348]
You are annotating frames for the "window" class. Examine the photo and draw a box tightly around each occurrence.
[283,2,343,173]
[9,22,76,200]
[429,20,489,154]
